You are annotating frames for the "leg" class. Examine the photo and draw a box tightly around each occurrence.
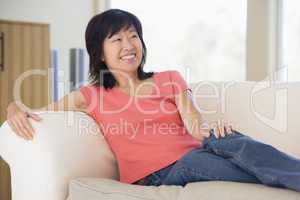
[203,130,300,192]
[161,147,260,186]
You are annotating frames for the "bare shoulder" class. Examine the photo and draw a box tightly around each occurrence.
[71,90,88,112]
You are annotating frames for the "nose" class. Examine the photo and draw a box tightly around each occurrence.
[122,37,134,51]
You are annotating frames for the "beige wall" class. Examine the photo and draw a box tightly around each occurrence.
[94,0,110,14]
[246,0,282,81]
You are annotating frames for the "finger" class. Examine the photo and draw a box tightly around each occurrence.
[20,121,34,140]
[28,112,42,121]
[212,121,221,139]
[22,114,35,134]
[19,112,34,129]
[216,127,222,139]
[213,127,219,139]
[218,126,224,138]
[14,118,32,140]
[218,120,226,138]
[20,117,35,136]
[223,121,231,134]
[220,128,226,137]
[7,120,22,138]
[224,126,232,134]
[228,125,233,134]
[224,126,230,134]
[10,119,29,140]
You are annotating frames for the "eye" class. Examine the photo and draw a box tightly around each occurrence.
[113,38,121,42]
[131,34,138,39]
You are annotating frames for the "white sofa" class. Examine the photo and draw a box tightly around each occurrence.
[0,81,300,200]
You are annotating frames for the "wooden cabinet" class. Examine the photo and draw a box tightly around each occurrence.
[0,20,50,200]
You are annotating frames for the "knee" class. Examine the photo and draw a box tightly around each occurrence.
[176,149,214,167]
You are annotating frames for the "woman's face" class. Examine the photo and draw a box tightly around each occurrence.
[102,26,143,75]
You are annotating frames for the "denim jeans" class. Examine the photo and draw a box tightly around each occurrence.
[141,130,300,192]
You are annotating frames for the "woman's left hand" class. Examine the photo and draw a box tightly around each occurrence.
[210,120,234,139]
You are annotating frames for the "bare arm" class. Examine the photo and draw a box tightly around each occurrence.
[39,90,87,112]
[174,90,232,142]
[6,90,87,140]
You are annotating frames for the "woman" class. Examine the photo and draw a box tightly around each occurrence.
[6,9,300,191]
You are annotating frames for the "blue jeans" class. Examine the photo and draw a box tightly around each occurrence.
[141,130,300,192]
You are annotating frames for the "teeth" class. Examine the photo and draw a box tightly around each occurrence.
[121,54,135,60]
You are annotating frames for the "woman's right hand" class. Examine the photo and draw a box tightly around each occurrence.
[6,102,42,140]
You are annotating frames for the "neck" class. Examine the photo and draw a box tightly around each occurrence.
[114,71,139,88]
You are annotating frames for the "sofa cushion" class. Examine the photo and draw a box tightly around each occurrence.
[67,178,300,200]
[181,181,300,200]
[67,178,182,200]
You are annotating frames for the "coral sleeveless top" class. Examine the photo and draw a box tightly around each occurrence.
[79,70,200,183]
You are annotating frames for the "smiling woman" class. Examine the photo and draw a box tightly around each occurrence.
[85,9,153,90]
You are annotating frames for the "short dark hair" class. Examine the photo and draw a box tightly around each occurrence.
[85,9,154,89]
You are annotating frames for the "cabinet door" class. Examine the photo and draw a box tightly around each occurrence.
[0,20,13,200]
[0,22,12,125]
[0,21,50,124]
[24,24,50,109]
[0,20,50,200]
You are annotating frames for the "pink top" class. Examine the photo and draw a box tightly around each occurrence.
[79,70,200,184]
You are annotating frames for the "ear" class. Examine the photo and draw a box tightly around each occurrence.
[100,55,105,62]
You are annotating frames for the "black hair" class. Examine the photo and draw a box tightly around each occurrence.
[85,9,154,89]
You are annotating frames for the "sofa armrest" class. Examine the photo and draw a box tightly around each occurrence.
[0,111,119,200]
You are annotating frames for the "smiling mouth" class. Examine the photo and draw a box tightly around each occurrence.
[120,54,136,61]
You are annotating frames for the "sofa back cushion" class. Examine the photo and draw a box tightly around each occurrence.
[190,81,300,158]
